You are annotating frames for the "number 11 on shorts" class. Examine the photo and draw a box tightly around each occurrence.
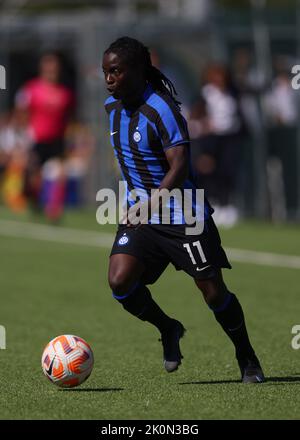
[183,241,207,265]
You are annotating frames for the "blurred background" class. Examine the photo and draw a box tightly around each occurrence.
[0,0,300,226]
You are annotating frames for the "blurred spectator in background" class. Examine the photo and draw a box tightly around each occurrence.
[232,48,266,134]
[264,57,297,128]
[63,122,94,207]
[188,63,245,227]
[263,56,298,221]
[0,108,32,212]
[15,51,74,221]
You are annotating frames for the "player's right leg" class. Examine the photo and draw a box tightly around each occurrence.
[108,227,185,372]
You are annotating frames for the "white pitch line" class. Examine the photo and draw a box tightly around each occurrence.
[0,219,299,270]
[0,219,114,248]
[226,248,300,270]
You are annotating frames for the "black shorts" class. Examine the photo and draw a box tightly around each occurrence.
[33,138,65,165]
[110,216,231,284]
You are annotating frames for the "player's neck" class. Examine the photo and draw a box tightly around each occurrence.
[121,82,147,110]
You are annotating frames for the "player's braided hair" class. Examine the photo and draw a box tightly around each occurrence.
[105,36,181,108]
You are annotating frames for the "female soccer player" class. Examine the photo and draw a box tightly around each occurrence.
[102,37,264,383]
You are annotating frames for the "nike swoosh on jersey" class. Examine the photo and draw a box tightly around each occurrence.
[110,131,118,136]
[196,265,211,272]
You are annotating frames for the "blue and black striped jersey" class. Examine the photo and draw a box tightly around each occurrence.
[105,84,212,224]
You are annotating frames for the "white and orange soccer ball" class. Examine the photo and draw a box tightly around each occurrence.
[41,335,94,388]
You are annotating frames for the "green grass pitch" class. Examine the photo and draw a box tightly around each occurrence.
[0,208,299,419]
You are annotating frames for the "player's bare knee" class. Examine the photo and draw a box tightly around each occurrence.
[201,288,220,306]
[195,277,228,307]
[108,270,132,293]
[109,254,144,294]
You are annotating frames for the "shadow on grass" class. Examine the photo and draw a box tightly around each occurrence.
[179,375,300,385]
[60,387,124,392]
[264,376,300,385]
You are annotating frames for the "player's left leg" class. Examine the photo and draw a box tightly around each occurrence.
[194,271,264,383]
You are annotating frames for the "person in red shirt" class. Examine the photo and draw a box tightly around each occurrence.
[16,52,74,220]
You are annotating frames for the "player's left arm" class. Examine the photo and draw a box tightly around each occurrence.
[130,144,189,226]
[155,100,190,191]
[159,144,189,190]
[144,144,189,218]
[145,104,191,215]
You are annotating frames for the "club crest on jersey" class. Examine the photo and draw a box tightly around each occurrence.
[118,234,129,246]
[133,130,142,143]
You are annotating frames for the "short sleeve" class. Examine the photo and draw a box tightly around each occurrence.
[155,98,190,150]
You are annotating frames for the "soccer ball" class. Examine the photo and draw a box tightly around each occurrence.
[41,335,94,388]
